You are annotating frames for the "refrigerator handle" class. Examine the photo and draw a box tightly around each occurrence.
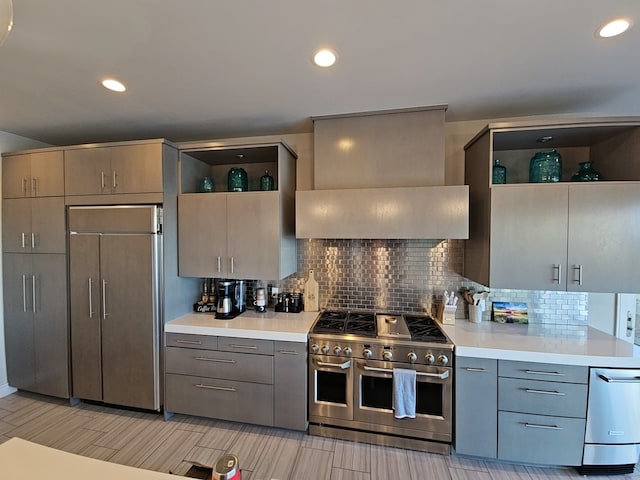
[88,277,94,318]
[22,274,27,312]
[102,279,109,320]
[32,275,37,313]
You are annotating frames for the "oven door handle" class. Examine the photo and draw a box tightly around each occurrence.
[363,365,449,380]
[316,360,352,370]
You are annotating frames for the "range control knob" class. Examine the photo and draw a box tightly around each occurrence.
[382,350,393,361]
[407,352,418,363]
[321,345,330,355]
[310,344,320,354]
[333,345,342,355]
[343,346,353,357]
[438,354,449,366]
[425,353,435,365]
[363,349,373,359]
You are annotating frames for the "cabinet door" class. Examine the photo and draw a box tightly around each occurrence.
[2,198,32,253]
[110,143,163,194]
[567,183,640,293]
[31,197,66,253]
[455,357,497,458]
[490,185,569,291]
[2,153,31,198]
[100,234,159,410]
[227,192,280,279]
[64,147,111,195]
[274,341,308,430]
[32,254,69,398]
[2,254,36,391]
[178,194,228,277]
[69,234,102,401]
[29,151,64,197]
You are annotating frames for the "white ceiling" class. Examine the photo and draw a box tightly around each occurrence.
[0,0,639,146]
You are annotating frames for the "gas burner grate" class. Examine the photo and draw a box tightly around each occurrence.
[404,315,448,342]
[344,319,376,336]
[313,318,347,334]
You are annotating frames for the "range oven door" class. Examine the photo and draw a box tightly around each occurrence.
[353,359,452,440]
[309,354,354,421]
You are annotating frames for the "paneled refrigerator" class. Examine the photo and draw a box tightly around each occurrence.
[68,205,162,410]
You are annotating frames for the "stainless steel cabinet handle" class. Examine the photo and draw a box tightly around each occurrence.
[31,232,36,249]
[230,256,235,274]
[195,384,236,392]
[112,170,117,190]
[176,339,202,345]
[100,171,106,191]
[102,279,109,319]
[217,256,221,273]
[363,365,450,379]
[598,374,640,383]
[524,370,564,376]
[317,360,352,370]
[194,356,236,364]
[464,367,488,372]
[228,344,258,350]
[88,278,94,318]
[32,275,37,312]
[573,264,583,285]
[524,423,563,430]
[21,177,27,194]
[22,274,27,312]
[277,350,300,355]
[31,177,37,195]
[524,388,565,396]
[552,264,562,284]
[21,232,26,249]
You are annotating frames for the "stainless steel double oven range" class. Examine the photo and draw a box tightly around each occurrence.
[308,310,454,454]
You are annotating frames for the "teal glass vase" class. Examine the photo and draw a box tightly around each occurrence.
[260,170,275,191]
[529,149,562,183]
[571,161,601,181]
[199,176,215,192]
[492,159,507,184]
[227,167,248,192]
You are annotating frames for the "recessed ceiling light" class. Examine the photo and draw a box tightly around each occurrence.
[313,49,337,67]
[537,136,554,143]
[101,78,126,92]
[598,18,632,38]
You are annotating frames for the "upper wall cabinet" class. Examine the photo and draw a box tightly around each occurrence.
[64,141,167,199]
[2,150,64,198]
[176,139,297,280]
[464,117,640,293]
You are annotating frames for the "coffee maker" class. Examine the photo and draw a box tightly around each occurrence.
[215,280,245,319]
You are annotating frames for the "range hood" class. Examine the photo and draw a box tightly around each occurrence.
[295,106,469,240]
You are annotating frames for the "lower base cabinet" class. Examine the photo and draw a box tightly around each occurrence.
[164,333,307,430]
[455,357,588,466]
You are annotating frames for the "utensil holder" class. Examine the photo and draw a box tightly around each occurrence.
[468,304,483,323]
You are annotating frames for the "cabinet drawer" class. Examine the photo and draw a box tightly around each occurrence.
[165,373,274,426]
[165,347,273,384]
[498,411,585,466]
[218,337,274,355]
[499,360,588,384]
[498,377,587,418]
[275,341,307,356]
[166,333,218,351]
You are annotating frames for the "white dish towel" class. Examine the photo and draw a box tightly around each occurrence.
[393,368,417,419]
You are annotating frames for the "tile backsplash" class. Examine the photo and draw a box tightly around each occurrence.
[271,239,589,326]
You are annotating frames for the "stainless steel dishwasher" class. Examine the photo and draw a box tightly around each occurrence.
[579,367,640,475]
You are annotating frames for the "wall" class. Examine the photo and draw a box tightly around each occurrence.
[0,132,50,398]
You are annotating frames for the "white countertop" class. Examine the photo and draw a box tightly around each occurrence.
[441,319,640,367]
[0,438,175,479]
[165,309,318,343]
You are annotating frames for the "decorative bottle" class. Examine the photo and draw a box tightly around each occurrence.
[260,170,275,191]
[492,159,507,184]
[529,149,562,183]
[227,167,248,192]
[199,176,215,192]
[571,161,601,181]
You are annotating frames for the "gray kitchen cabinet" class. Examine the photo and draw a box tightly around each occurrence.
[454,357,497,458]
[497,360,588,466]
[2,197,66,254]
[2,253,69,398]
[274,341,307,431]
[64,141,164,197]
[177,139,297,280]
[489,183,640,293]
[465,117,640,293]
[2,150,64,198]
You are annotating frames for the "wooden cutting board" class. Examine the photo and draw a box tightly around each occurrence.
[304,269,319,312]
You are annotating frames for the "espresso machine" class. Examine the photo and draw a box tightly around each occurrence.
[215,280,246,319]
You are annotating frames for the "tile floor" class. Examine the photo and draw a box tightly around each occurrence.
[0,391,638,479]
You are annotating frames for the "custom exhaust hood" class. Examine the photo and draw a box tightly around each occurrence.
[295,106,469,239]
